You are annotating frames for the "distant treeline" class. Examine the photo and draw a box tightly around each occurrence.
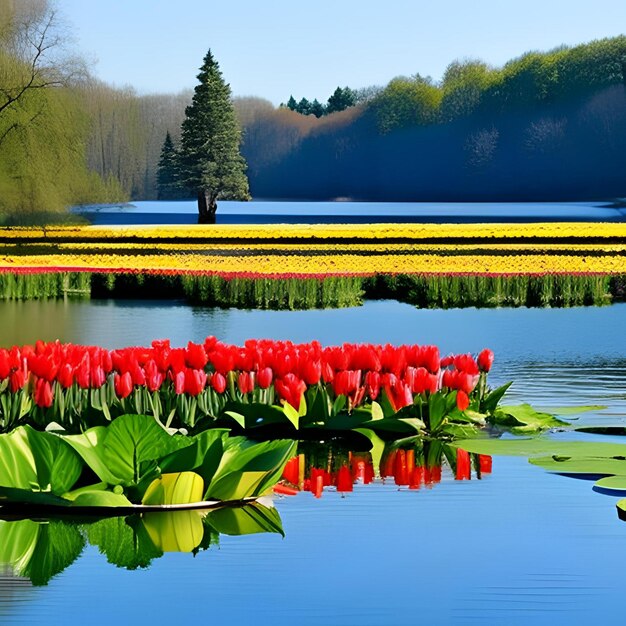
[2,0,626,214]
[242,37,626,201]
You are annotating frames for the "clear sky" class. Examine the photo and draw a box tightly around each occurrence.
[60,0,626,104]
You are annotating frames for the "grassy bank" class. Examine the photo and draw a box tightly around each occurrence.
[0,271,622,309]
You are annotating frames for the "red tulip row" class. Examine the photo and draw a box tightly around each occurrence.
[0,338,494,414]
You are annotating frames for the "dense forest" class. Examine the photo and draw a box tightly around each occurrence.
[1,0,626,214]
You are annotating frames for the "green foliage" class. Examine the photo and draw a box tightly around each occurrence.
[366,36,626,132]
[179,273,364,309]
[0,425,82,495]
[283,86,357,117]
[156,131,183,199]
[0,501,283,584]
[0,49,126,216]
[366,273,613,308]
[0,417,297,509]
[371,76,442,133]
[326,86,358,114]
[178,50,250,211]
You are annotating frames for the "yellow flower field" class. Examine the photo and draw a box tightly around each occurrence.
[1,222,626,241]
[1,222,625,276]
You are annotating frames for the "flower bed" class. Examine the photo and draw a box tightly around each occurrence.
[0,338,565,438]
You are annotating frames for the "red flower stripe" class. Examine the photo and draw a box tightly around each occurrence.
[0,338,493,411]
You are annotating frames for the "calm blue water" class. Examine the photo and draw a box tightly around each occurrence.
[74,199,626,224]
[1,300,626,624]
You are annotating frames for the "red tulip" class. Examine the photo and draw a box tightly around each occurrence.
[478,349,494,373]
[364,371,380,400]
[336,466,353,493]
[185,342,208,369]
[313,474,323,498]
[174,370,185,394]
[479,454,493,474]
[454,354,479,375]
[333,370,361,397]
[0,349,9,379]
[257,367,273,389]
[456,390,470,411]
[282,456,300,485]
[185,368,207,396]
[28,354,58,383]
[394,449,408,485]
[321,361,334,383]
[456,448,471,480]
[10,367,27,392]
[209,348,236,374]
[409,466,424,490]
[237,371,254,395]
[382,450,397,477]
[300,359,321,385]
[275,373,306,411]
[273,483,298,496]
[144,359,164,392]
[57,363,74,389]
[211,372,227,394]
[34,379,53,408]
[114,372,133,399]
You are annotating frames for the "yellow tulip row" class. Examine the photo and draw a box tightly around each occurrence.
[39,242,626,255]
[1,222,626,241]
[2,251,624,275]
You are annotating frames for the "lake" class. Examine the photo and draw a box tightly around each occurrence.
[1,299,625,624]
[74,199,626,225]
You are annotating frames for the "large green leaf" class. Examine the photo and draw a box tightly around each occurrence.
[205,438,297,501]
[361,417,425,436]
[529,456,626,475]
[481,382,512,413]
[532,405,607,416]
[102,414,187,486]
[206,503,284,537]
[0,426,82,495]
[428,392,449,431]
[492,404,567,432]
[454,438,626,458]
[159,429,227,486]
[142,472,205,505]
[323,410,373,431]
[594,475,626,491]
[66,483,133,508]
[0,486,70,507]
[60,427,120,485]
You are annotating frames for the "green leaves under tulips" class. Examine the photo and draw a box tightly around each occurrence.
[0,416,297,509]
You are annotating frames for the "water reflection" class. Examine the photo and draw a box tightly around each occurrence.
[280,441,493,498]
[0,502,283,587]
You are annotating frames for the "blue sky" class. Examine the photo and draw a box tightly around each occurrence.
[60,0,626,104]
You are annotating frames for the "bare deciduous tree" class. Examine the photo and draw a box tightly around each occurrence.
[0,0,84,118]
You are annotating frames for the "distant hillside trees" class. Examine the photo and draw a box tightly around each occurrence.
[283,86,357,117]
[244,36,626,201]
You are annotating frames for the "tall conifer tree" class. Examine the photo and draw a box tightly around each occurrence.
[178,50,250,222]
[156,131,180,199]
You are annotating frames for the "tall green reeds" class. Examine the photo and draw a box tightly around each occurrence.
[0,271,620,309]
[0,272,90,300]
[365,274,613,308]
